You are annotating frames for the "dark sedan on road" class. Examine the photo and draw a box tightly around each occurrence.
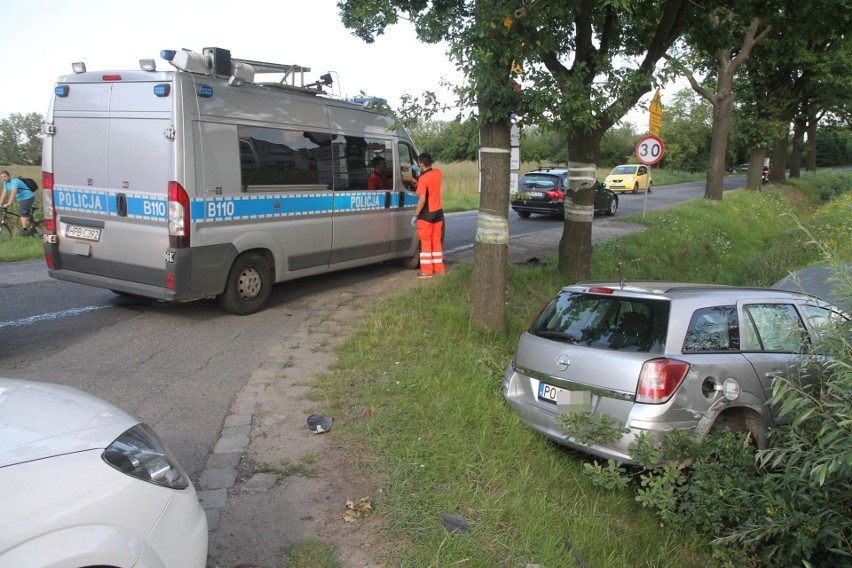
[511,167,618,219]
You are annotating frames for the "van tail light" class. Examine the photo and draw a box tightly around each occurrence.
[42,172,56,232]
[168,181,191,248]
[636,358,690,404]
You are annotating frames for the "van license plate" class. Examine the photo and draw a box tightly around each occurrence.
[66,225,102,242]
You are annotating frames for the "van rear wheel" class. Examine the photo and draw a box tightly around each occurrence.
[218,252,272,315]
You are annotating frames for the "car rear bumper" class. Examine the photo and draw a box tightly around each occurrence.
[511,200,563,216]
[502,365,699,464]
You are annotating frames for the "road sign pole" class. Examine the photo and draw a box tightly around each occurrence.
[635,135,664,219]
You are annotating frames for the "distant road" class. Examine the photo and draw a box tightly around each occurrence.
[443,174,747,254]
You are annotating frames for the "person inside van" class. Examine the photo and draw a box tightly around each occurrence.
[368,156,389,190]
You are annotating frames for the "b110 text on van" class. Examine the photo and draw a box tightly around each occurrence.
[40,47,422,314]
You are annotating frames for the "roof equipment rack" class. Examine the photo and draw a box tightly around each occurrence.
[161,47,332,93]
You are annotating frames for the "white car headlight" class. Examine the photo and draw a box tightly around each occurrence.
[102,423,190,489]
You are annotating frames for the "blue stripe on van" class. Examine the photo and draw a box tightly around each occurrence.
[53,187,416,223]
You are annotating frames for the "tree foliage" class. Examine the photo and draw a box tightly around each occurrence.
[0,113,43,165]
[408,119,479,162]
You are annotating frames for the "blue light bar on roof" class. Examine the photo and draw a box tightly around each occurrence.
[161,50,177,61]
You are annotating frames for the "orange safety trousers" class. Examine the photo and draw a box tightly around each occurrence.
[416,219,445,275]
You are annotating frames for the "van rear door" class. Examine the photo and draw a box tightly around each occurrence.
[51,78,172,288]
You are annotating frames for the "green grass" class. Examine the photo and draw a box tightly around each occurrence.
[305,183,850,567]
[282,539,343,568]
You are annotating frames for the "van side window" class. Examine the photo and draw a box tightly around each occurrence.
[238,126,334,188]
[398,143,420,190]
[683,306,739,352]
[743,304,810,352]
[332,136,392,191]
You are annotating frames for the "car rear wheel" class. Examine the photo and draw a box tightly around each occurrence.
[605,196,618,216]
[710,410,767,450]
[218,252,273,315]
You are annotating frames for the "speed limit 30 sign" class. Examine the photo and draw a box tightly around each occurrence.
[635,135,665,165]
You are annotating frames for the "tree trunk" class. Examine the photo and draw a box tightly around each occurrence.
[769,106,795,183]
[558,131,602,281]
[704,77,734,201]
[747,148,768,189]
[806,114,818,172]
[470,121,510,333]
[789,116,806,178]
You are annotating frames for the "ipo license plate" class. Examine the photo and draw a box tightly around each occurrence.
[538,382,592,413]
[66,225,102,242]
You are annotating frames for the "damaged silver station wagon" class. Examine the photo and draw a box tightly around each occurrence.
[502,281,846,463]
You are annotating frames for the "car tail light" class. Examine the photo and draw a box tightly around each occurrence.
[546,190,564,199]
[168,181,191,248]
[636,358,690,403]
[42,171,56,232]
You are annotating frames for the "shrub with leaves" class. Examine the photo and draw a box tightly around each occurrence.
[716,243,852,567]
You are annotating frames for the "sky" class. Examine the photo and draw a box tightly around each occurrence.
[2,0,656,128]
[0,0,463,118]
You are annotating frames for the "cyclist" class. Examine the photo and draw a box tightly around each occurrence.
[0,170,36,236]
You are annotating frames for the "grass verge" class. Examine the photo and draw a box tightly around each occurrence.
[305,183,850,567]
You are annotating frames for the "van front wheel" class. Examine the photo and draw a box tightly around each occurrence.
[218,252,272,315]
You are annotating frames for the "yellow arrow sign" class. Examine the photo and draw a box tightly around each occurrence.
[649,88,663,136]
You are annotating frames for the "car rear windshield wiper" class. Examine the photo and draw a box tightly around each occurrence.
[535,330,578,344]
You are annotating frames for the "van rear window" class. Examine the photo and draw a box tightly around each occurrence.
[532,292,669,353]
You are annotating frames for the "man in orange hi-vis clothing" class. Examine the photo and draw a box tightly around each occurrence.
[411,152,445,279]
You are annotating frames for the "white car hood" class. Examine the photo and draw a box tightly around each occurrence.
[0,378,136,467]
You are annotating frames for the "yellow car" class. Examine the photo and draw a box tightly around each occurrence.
[604,164,652,193]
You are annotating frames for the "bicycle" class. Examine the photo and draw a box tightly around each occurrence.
[0,206,44,240]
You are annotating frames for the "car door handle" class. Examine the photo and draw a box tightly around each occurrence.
[764,371,785,379]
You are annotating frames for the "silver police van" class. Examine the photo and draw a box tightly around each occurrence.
[41,47,421,314]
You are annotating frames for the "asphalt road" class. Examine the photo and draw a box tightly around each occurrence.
[0,175,746,476]
[444,174,746,254]
[0,260,405,476]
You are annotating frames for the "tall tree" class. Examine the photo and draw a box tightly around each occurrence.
[507,1,692,279]
[667,11,770,199]
[745,0,851,183]
[0,113,43,165]
[338,0,521,332]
